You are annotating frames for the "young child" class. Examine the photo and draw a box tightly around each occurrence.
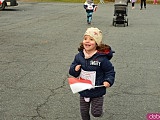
[84,0,97,24]
[69,27,115,120]
[131,0,136,9]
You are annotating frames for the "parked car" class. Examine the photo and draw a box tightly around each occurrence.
[0,0,18,10]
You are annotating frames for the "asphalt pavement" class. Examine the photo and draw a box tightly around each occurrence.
[0,1,160,120]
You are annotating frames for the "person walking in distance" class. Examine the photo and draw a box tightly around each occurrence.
[131,0,136,9]
[153,0,158,4]
[140,0,146,10]
[69,27,116,120]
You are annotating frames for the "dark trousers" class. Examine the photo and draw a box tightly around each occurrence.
[132,2,135,7]
[80,96,104,120]
[140,0,146,9]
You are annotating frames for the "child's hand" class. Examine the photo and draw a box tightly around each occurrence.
[75,65,81,71]
[94,6,98,12]
[103,81,110,88]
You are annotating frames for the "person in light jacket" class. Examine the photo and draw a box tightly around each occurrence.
[131,0,136,9]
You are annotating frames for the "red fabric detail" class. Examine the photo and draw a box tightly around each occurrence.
[97,49,110,54]
[68,78,92,85]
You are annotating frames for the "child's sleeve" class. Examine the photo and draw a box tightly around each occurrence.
[83,2,88,9]
[84,4,87,9]
[106,46,115,60]
[101,58,116,87]
[69,55,81,78]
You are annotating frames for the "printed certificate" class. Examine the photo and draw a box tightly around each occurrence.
[79,69,96,86]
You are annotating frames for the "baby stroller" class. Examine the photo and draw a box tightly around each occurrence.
[112,0,128,27]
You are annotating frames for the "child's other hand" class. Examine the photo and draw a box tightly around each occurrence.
[103,81,110,88]
[94,6,97,12]
[75,65,81,71]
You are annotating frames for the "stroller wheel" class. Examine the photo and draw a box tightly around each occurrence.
[112,18,115,26]
[112,19,114,26]
[127,18,128,26]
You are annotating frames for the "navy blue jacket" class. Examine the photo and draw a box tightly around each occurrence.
[69,49,115,98]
